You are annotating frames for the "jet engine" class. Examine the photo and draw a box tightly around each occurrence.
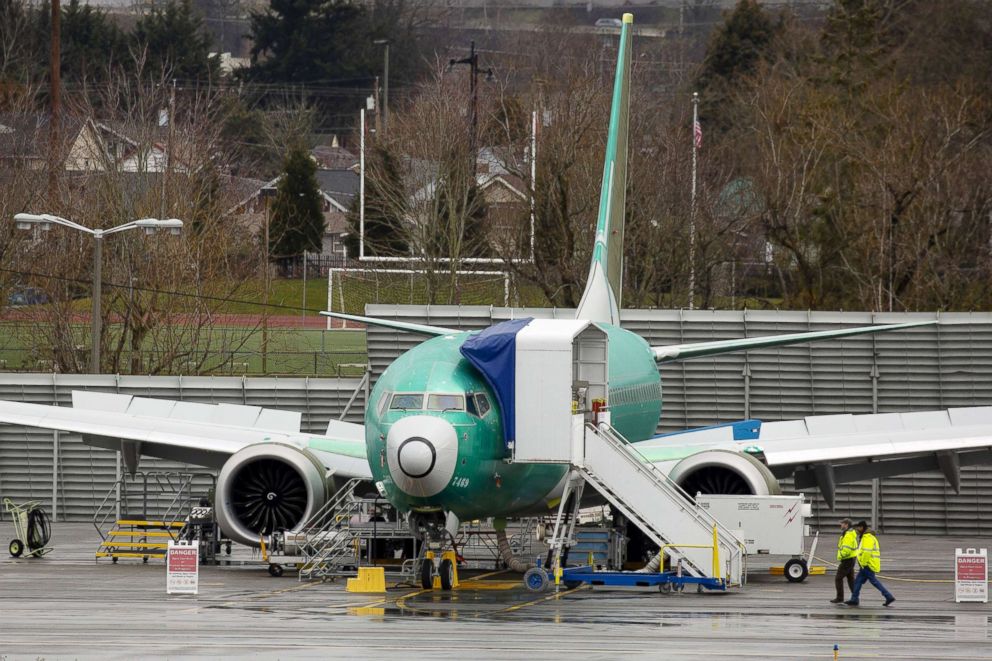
[214,443,330,547]
[668,450,781,497]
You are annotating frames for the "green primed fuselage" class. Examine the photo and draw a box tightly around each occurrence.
[365,323,662,520]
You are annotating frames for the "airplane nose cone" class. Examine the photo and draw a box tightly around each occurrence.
[397,437,436,478]
[386,416,458,498]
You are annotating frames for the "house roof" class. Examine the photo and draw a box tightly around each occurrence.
[315,169,359,209]
[0,113,88,161]
[311,144,358,170]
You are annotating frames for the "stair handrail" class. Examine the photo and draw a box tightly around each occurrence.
[587,423,745,580]
[299,477,364,536]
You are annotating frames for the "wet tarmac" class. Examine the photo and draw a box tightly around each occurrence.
[1,524,991,659]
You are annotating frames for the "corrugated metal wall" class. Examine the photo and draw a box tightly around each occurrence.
[0,374,366,522]
[367,305,992,535]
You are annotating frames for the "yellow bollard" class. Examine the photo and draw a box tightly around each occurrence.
[346,566,386,593]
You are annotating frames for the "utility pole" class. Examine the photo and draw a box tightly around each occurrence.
[449,41,493,176]
[374,39,390,136]
[689,91,699,311]
[48,0,61,206]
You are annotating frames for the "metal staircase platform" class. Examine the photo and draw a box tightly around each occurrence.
[543,422,745,589]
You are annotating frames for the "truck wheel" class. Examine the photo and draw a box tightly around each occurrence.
[268,563,284,577]
[784,558,809,583]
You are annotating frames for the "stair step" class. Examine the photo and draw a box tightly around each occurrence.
[107,530,176,538]
[99,541,170,550]
[116,520,185,528]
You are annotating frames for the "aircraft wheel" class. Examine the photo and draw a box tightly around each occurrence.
[784,559,809,583]
[439,558,455,590]
[9,538,24,558]
[268,563,284,577]
[523,567,549,593]
[420,559,434,589]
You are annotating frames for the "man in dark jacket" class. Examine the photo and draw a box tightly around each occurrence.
[831,518,858,604]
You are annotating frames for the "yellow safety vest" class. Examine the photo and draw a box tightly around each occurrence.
[857,532,882,572]
[837,529,859,561]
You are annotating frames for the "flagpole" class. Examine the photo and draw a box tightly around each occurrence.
[689,91,699,310]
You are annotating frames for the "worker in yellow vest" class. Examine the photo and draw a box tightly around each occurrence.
[845,520,895,607]
[831,518,859,603]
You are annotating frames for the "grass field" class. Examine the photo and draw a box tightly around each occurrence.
[0,324,368,377]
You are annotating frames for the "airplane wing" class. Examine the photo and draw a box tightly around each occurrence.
[651,320,935,363]
[0,390,371,479]
[633,406,992,508]
[321,311,457,336]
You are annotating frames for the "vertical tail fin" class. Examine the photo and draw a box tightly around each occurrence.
[575,13,633,325]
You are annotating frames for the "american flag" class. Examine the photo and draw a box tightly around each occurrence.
[693,119,702,149]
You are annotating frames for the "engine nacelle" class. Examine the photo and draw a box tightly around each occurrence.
[215,443,329,547]
[668,450,780,498]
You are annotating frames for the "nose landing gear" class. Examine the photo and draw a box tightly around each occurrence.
[411,512,459,591]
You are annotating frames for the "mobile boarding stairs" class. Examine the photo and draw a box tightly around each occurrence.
[464,318,746,592]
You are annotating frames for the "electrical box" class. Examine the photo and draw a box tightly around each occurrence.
[696,494,809,556]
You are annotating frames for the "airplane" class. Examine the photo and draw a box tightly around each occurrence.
[2,14,991,589]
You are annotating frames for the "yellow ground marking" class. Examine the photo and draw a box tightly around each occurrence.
[498,584,590,613]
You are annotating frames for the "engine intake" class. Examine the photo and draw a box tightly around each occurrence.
[669,450,780,498]
[215,444,329,547]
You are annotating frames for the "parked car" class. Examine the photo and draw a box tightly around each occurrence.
[595,18,623,28]
[7,287,48,307]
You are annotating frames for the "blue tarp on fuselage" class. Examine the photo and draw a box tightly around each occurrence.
[459,318,533,447]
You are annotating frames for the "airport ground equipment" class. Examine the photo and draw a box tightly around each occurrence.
[3,498,52,558]
[697,494,818,582]
[93,471,213,563]
[178,504,232,564]
[265,478,417,580]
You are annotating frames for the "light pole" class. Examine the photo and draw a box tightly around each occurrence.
[373,39,390,136]
[13,213,183,373]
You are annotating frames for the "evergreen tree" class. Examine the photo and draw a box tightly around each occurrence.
[268,145,325,258]
[132,0,217,81]
[344,144,408,257]
[61,0,127,82]
[695,0,783,131]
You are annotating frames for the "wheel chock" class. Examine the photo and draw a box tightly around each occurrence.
[346,567,386,593]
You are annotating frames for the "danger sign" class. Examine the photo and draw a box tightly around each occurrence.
[167,541,200,595]
[955,548,987,603]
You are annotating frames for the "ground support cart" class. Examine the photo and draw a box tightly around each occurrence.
[524,562,728,593]
[4,498,53,558]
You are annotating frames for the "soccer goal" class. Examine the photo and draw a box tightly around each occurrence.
[326,266,511,329]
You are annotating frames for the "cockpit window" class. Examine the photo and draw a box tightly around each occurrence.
[377,391,392,416]
[427,394,465,411]
[466,393,478,416]
[390,393,424,410]
[475,393,492,417]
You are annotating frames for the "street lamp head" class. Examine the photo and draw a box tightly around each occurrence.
[373,38,390,45]
[133,218,184,235]
[13,213,52,231]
